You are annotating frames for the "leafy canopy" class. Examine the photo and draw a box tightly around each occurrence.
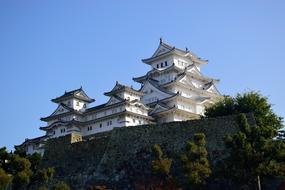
[205,91,283,130]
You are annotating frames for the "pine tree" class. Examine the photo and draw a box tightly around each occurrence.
[222,114,285,188]
[180,133,211,188]
[151,144,172,177]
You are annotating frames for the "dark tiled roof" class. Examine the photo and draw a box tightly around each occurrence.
[16,135,47,147]
[85,103,108,112]
[51,87,95,103]
[40,119,84,131]
[142,39,207,64]
[104,81,143,96]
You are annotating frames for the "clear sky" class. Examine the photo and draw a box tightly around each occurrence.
[0,1,284,150]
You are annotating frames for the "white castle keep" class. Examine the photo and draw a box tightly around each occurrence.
[18,39,222,155]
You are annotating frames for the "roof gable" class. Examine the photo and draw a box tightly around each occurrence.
[50,104,73,117]
[140,79,175,104]
[186,64,202,76]
[52,87,95,103]
[149,103,171,115]
[151,41,174,58]
[104,81,143,97]
[105,96,124,106]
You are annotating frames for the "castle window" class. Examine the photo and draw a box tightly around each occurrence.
[165,61,168,66]
[83,104,86,108]
[156,64,159,68]
[107,120,113,126]
[99,123,102,128]
[76,101,79,106]
[60,128,66,133]
[161,62,163,67]
[139,120,141,124]
[67,101,71,106]
[133,119,136,123]
[87,126,92,131]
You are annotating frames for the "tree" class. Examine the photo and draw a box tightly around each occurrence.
[180,133,211,188]
[205,92,285,188]
[0,168,11,190]
[26,153,42,173]
[151,144,172,177]
[204,91,283,130]
[135,144,174,190]
[53,181,70,190]
[222,114,285,188]
[0,146,55,190]
[0,147,9,171]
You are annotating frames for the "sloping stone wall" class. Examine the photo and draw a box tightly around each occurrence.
[41,114,256,189]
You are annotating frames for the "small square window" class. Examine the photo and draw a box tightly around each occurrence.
[156,64,159,68]
[99,123,102,128]
[165,61,168,66]
[161,62,163,67]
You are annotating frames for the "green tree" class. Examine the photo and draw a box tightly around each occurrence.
[151,144,172,177]
[205,92,285,188]
[180,133,211,188]
[205,91,283,130]
[26,153,42,173]
[0,168,12,190]
[53,181,70,190]
[0,147,55,190]
[222,114,285,188]
[0,147,9,171]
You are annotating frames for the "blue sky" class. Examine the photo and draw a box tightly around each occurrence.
[0,1,284,150]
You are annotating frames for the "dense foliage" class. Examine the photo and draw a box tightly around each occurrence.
[205,91,283,130]
[180,133,211,188]
[0,147,55,190]
[151,144,172,177]
[205,92,285,189]
[219,114,285,188]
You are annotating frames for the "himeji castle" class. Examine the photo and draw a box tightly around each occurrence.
[18,39,222,155]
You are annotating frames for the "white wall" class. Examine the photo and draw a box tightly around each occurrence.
[151,56,174,70]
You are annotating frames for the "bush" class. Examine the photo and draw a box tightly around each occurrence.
[53,181,70,190]
[0,168,11,190]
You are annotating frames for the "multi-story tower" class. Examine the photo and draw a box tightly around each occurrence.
[133,39,222,123]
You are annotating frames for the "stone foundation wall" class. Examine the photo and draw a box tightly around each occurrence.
[41,114,256,189]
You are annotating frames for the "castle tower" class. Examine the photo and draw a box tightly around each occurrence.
[133,39,222,123]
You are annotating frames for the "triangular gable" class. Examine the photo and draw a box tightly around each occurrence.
[75,90,91,100]
[178,74,197,87]
[206,84,220,95]
[186,64,202,76]
[151,43,173,58]
[140,80,173,104]
[50,104,72,116]
[149,103,170,115]
[105,96,123,106]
